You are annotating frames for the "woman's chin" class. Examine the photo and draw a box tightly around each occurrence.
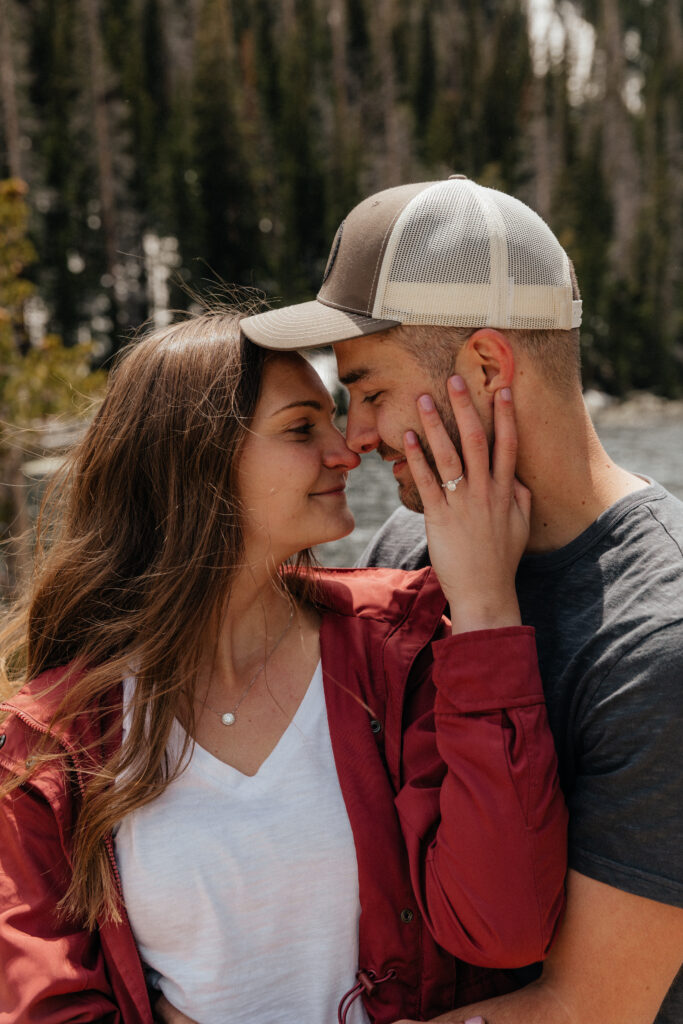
[303,511,356,551]
[330,513,356,543]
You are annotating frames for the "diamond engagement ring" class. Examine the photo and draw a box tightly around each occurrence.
[441,475,464,492]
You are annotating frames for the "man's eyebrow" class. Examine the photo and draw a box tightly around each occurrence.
[339,367,373,386]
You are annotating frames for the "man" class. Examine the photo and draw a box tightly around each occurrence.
[241,176,683,1023]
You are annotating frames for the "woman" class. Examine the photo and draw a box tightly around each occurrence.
[0,310,567,1024]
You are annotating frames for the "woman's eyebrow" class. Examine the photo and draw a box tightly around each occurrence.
[269,399,330,417]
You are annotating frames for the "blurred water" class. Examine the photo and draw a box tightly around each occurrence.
[319,420,683,567]
[596,422,683,500]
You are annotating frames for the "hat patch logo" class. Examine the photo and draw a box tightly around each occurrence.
[322,220,344,284]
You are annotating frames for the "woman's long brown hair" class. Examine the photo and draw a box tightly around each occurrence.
[0,310,315,927]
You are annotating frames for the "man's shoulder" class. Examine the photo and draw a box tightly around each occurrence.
[521,482,683,585]
[636,484,683,550]
[520,483,683,665]
[588,483,683,613]
[605,480,683,545]
[356,506,430,570]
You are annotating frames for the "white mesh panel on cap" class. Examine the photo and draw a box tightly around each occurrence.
[476,185,510,325]
[372,179,579,329]
[495,190,573,327]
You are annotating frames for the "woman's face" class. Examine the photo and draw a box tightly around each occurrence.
[237,353,360,564]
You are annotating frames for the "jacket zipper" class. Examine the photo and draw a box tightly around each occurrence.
[8,707,127,906]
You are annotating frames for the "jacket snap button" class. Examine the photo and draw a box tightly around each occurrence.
[0,734,5,749]
[370,719,382,734]
[400,908,414,923]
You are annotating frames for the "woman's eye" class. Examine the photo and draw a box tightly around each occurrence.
[289,423,313,436]
[362,391,382,405]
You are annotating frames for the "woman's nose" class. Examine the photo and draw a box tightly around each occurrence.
[325,432,361,470]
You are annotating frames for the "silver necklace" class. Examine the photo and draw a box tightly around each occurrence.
[201,606,294,726]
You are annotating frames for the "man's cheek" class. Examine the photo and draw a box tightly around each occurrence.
[379,413,413,453]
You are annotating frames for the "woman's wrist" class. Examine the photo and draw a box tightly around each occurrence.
[447,591,522,635]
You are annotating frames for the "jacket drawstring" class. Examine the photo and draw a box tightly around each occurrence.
[337,968,397,1024]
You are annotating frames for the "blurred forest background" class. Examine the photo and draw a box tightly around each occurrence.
[2,0,682,392]
[0,0,681,589]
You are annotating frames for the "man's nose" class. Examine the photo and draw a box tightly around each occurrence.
[345,408,380,454]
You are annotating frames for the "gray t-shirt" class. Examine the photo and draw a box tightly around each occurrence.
[358,481,683,1022]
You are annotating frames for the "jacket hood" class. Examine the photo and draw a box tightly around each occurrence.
[1,665,83,733]
[0,665,120,771]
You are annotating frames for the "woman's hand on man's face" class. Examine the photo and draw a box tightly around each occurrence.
[404,376,529,635]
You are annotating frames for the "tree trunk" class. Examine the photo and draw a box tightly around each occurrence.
[600,0,641,282]
[329,0,349,138]
[0,0,22,179]
[81,0,118,280]
[327,0,357,218]
[2,444,33,597]
[529,71,552,220]
[371,0,402,186]
[661,0,683,341]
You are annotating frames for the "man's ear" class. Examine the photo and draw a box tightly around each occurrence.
[456,328,515,393]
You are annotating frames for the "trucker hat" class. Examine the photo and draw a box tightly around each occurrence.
[240,175,582,349]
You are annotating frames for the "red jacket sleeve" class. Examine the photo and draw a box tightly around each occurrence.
[394,626,568,968]
[0,777,122,1024]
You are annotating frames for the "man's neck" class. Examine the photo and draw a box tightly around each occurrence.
[518,400,647,554]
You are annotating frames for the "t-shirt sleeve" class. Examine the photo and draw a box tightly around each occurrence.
[355,506,430,569]
[568,620,683,907]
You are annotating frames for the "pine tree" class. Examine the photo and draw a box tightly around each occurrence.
[271,0,327,296]
[27,0,87,345]
[412,5,436,155]
[0,178,104,593]
[191,0,261,287]
[0,0,23,179]
[2,0,680,392]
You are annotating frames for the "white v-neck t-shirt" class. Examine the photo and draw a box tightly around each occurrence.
[114,662,369,1024]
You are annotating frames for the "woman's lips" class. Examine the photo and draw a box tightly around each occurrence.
[310,485,347,497]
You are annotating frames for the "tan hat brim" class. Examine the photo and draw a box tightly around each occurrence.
[240,300,400,350]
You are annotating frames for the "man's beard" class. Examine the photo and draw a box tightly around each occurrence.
[379,394,464,514]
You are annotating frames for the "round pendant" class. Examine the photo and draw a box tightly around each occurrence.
[221,712,236,726]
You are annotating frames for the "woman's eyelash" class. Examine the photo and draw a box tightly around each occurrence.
[289,423,313,434]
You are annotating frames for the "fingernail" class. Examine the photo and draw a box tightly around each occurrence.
[501,387,512,401]
[465,1017,485,1024]
[405,430,418,445]
[449,374,466,392]
[418,394,434,411]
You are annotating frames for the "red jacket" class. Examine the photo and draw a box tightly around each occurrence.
[0,567,567,1024]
